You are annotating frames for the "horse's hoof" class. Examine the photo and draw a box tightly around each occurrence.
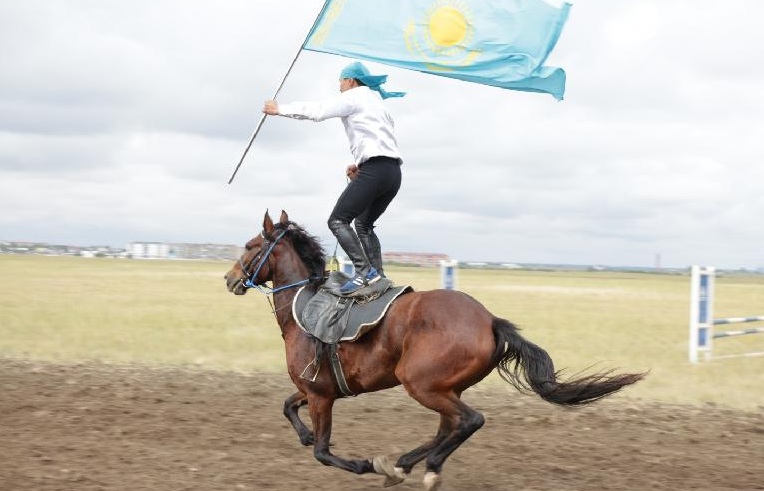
[383,475,405,488]
[372,455,406,487]
[423,471,442,491]
[298,432,315,446]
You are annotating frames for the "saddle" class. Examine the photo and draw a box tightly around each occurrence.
[292,271,413,396]
[294,272,412,343]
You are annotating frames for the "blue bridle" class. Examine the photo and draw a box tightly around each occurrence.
[239,228,311,295]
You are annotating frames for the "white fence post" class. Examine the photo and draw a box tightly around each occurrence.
[689,265,715,363]
[440,260,458,290]
[340,258,354,276]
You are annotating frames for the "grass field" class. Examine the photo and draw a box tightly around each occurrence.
[1,255,763,410]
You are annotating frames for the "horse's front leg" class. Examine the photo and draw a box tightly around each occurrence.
[309,394,375,475]
[283,391,313,446]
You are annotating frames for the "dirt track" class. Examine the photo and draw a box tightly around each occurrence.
[1,359,762,491]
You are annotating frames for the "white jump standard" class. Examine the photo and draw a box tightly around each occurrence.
[688,265,764,363]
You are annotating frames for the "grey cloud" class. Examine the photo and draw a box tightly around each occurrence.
[1,0,763,269]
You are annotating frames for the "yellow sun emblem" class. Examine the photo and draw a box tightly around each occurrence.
[405,0,479,70]
[429,6,468,48]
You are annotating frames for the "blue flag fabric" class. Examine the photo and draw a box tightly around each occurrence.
[304,0,571,100]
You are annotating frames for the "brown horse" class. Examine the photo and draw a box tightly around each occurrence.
[224,210,644,490]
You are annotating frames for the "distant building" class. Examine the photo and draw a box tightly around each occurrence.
[127,242,242,260]
[1,240,240,260]
[383,252,450,267]
[127,242,169,259]
[167,243,243,260]
[0,241,92,256]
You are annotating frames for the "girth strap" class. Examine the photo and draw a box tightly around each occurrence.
[299,340,354,397]
[328,343,354,397]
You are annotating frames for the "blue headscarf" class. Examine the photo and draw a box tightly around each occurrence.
[340,61,406,99]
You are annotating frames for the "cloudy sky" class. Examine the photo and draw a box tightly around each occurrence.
[1,1,762,269]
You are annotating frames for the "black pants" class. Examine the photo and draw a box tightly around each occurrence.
[328,156,401,274]
[329,156,402,228]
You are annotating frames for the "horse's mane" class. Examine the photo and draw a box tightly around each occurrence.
[273,221,326,285]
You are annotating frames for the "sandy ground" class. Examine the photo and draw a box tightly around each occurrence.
[1,358,762,491]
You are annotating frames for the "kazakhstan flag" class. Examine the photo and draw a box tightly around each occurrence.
[304,0,571,100]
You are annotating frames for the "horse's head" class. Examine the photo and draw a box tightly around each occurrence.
[224,210,290,295]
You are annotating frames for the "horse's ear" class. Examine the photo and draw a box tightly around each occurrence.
[279,210,289,225]
[263,210,274,234]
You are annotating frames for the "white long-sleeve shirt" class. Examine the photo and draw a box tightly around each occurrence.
[277,86,402,165]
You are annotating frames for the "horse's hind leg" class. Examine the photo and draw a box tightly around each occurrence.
[406,390,485,490]
[283,391,313,446]
[392,415,453,474]
[308,394,375,475]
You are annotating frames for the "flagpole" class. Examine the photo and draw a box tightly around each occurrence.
[227,0,332,184]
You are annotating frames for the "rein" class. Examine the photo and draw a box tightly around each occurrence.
[239,228,314,295]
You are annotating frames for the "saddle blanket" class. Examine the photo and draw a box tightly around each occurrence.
[293,278,412,344]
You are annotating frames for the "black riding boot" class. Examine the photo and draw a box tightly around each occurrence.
[328,219,371,277]
[356,227,385,278]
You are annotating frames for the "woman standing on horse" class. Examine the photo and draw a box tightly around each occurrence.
[262,61,405,294]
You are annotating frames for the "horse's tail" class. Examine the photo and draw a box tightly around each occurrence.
[491,318,645,406]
